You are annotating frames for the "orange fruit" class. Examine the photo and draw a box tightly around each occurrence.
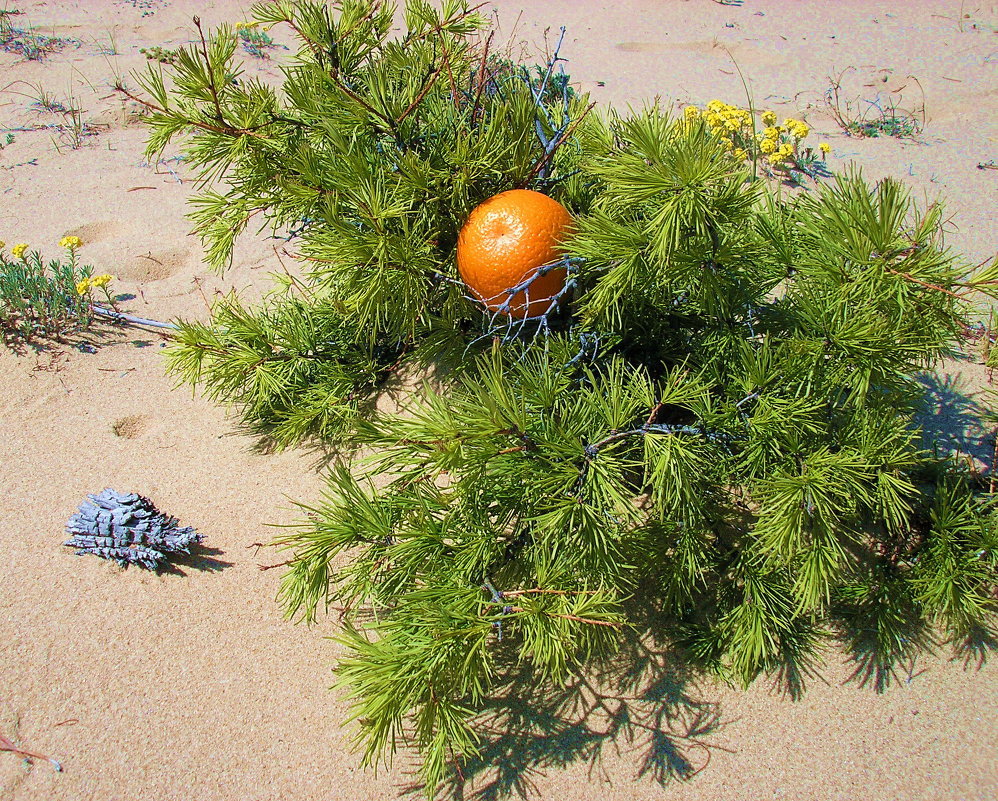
[456,189,573,319]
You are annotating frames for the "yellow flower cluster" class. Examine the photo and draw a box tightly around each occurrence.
[703,99,752,134]
[691,101,815,168]
[757,113,811,166]
[687,101,829,171]
[76,274,114,296]
[690,100,757,163]
[11,243,29,259]
[59,235,83,250]
[0,240,5,251]
[785,118,810,139]
[234,21,257,30]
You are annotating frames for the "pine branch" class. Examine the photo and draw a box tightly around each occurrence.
[113,84,269,140]
[524,101,597,183]
[500,588,601,597]
[504,606,624,627]
[886,267,965,299]
[193,17,225,123]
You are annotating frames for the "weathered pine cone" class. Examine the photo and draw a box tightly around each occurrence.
[64,488,203,570]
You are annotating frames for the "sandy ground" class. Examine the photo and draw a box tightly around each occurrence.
[1,1,996,799]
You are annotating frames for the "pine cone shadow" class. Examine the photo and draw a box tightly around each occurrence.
[156,545,233,576]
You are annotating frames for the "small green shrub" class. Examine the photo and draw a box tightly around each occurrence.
[235,21,281,58]
[825,68,925,139]
[139,45,179,65]
[0,238,108,343]
[0,12,78,61]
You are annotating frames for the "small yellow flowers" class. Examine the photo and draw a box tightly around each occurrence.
[0,240,5,251]
[702,99,752,134]
[819,143,831,156]
[11,243,29,259]
[59,235,83,250]
[684,100,820,174]
[76,274,114,295]
[235,20,272,32]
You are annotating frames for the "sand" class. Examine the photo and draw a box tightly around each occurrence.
[1,1,996,799]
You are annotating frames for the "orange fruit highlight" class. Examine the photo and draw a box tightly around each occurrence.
[456,189,573,319]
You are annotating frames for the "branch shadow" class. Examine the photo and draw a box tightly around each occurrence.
[832,556,997,693]
[913,370,992,466]
[952,624,998,670]
[426,628,727,801]
[836,620,936,694]
[837,617,998,693]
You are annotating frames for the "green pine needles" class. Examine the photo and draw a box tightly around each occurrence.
[135,0,998,794]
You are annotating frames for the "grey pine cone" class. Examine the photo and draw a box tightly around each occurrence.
[64,488,203,569]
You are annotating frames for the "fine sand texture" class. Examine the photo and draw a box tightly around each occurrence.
[2,1,997,799]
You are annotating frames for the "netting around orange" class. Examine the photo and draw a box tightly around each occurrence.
[456,189,573,319]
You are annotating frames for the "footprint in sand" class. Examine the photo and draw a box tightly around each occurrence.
[615,40,787,68]
[615,42,671,52]
[111,415,147,439]
[116,248,191,282]
[62,220,128,245]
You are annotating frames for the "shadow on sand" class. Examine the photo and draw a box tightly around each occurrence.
[429,632,728,801]
[158,544,233,576]
[914,369,993,467]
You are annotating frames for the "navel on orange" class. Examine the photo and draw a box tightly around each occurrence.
[456,189,573,319]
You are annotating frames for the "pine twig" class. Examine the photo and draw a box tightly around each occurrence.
[524,101,596,183]
[886,267,964,299]
[192,16,225,123]
[113,85,267,140]
[990,430,997,494]
[396,64,444,124]
[331,78,400,138]
[404,2,489,45]
[645,402,665,426]
[495,445,527,455]
[92,306,177,330]
[505,606,623,627]
[0,731,62,772]
[469,31,494,123]
[259,558,296,571]
[334,0,384,45]
[439,38,462,113]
